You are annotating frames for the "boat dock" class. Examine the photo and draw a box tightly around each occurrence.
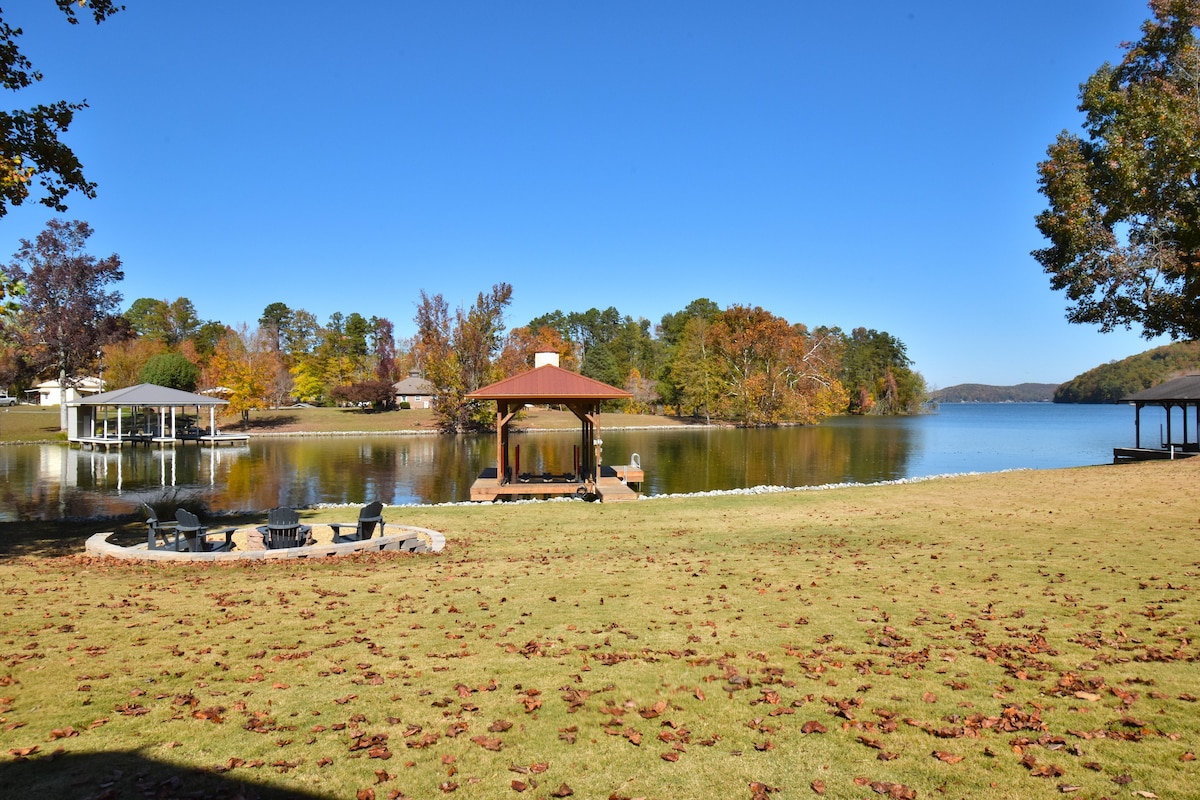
[469,464,641,503]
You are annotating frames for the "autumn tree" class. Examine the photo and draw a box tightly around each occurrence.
[454,283,512,393]
[330,380,395,410]
[1034,0,1200,340]
[205,325,279,422]
[707,306,846,425]
[370,316,397,383]
[497,324,577,376]
[100,337,165,391]
[0,2,122,218]
[4,218,123,428]
[623,366,660,413]
[413,290,457,427]
[415,284,512,431]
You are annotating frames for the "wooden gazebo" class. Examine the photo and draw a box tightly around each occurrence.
[464,356,636,502]
[1115,374,1200,461]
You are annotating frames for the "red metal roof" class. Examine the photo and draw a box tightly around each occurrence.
[466,364,631,401]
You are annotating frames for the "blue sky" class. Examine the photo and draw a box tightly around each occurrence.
[1,1,1174,388]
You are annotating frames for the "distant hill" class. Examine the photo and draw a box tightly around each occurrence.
[931,383,1059,403]
[1053,341,1200,403]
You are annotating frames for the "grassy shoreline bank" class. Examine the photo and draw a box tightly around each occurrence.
[0,459,1196,797]
[0,405,697,444]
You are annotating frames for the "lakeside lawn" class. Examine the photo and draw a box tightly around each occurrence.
[0,404,691,443]
[0,460,1197,798]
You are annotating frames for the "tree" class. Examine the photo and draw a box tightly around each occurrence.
[454,283,512,395]
[281,308,320,358]
[669,315,723,421]
[1034,0,1200,340]
[0,2,122,218]
[259,301,291,352]
[707,306,847,425]
[623,366,660,413]
[100,337,165,391]
[330,380,395,411]
[370,316,397,383]
[414,284,512,432]
[204,325,277,423]
[497,323,577,376]
[125,296,201,345]
[839,327,926,414]
[4,218,123,428]
[139,351,199,391]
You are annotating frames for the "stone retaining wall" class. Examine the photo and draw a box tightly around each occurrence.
[85,526,446,561]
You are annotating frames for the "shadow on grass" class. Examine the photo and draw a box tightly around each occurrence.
[0,749,328,798]
[0,514,266,558]
[226,415,299,431]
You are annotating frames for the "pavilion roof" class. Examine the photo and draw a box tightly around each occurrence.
[74,383,229,407]
[1121,374,1200,403]
[466,364,631,402]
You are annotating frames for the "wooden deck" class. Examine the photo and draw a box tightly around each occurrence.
[1113,446,1200,462]
[75,432,249,449]
[470,466,641,503]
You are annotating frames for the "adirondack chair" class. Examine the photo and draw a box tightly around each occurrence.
[175,508,237,553]
[144,504,180,550]
[329,501,385,543]
[258,507,312,549]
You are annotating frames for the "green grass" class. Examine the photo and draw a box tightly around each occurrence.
[0,460,1198,798]
[0,404,689,442]
[0,407,66,443]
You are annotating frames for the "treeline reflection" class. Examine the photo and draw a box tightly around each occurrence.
[0,423,918,521]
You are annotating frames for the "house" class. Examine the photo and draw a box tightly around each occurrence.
[393,371,435,409]
[30,376,104,406]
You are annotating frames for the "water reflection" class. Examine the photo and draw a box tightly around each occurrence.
[0,404,1139,521]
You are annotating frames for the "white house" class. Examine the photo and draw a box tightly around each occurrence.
[30,376,104,406]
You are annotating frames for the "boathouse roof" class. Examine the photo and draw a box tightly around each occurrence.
[1121,375,1200,404]
[75,383,229,407]
[465,364,631,402]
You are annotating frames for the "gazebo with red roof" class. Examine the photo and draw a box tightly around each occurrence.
[464,353,636,502]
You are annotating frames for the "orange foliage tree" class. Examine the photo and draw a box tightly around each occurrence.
[496,324,578,377]
[204,325,281,423]
[707,306,846,425]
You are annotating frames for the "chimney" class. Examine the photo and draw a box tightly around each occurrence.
[534,351,560,368]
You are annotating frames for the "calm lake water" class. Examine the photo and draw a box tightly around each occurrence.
[0,403,1161,521]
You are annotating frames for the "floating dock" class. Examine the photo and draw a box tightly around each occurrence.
[470,464,642,503]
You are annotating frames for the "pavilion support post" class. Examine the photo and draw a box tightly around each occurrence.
[496,403,505,485]
[495,402,517,485]
[1135,404,1142,449]
[1184,401,1190,447]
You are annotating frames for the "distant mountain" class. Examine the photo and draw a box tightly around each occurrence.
[931,383,1059,403]
[1053,341,1200,403]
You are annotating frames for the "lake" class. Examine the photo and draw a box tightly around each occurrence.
[0,403,1159,521]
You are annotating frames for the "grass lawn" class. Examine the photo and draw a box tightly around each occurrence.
[0,406,66,443]
[0,404,693,442]
[0,459,1197,798]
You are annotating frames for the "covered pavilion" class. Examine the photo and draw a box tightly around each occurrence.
[464,354,638,502]
[69,383,248,448]
[1115,374,1200,461]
